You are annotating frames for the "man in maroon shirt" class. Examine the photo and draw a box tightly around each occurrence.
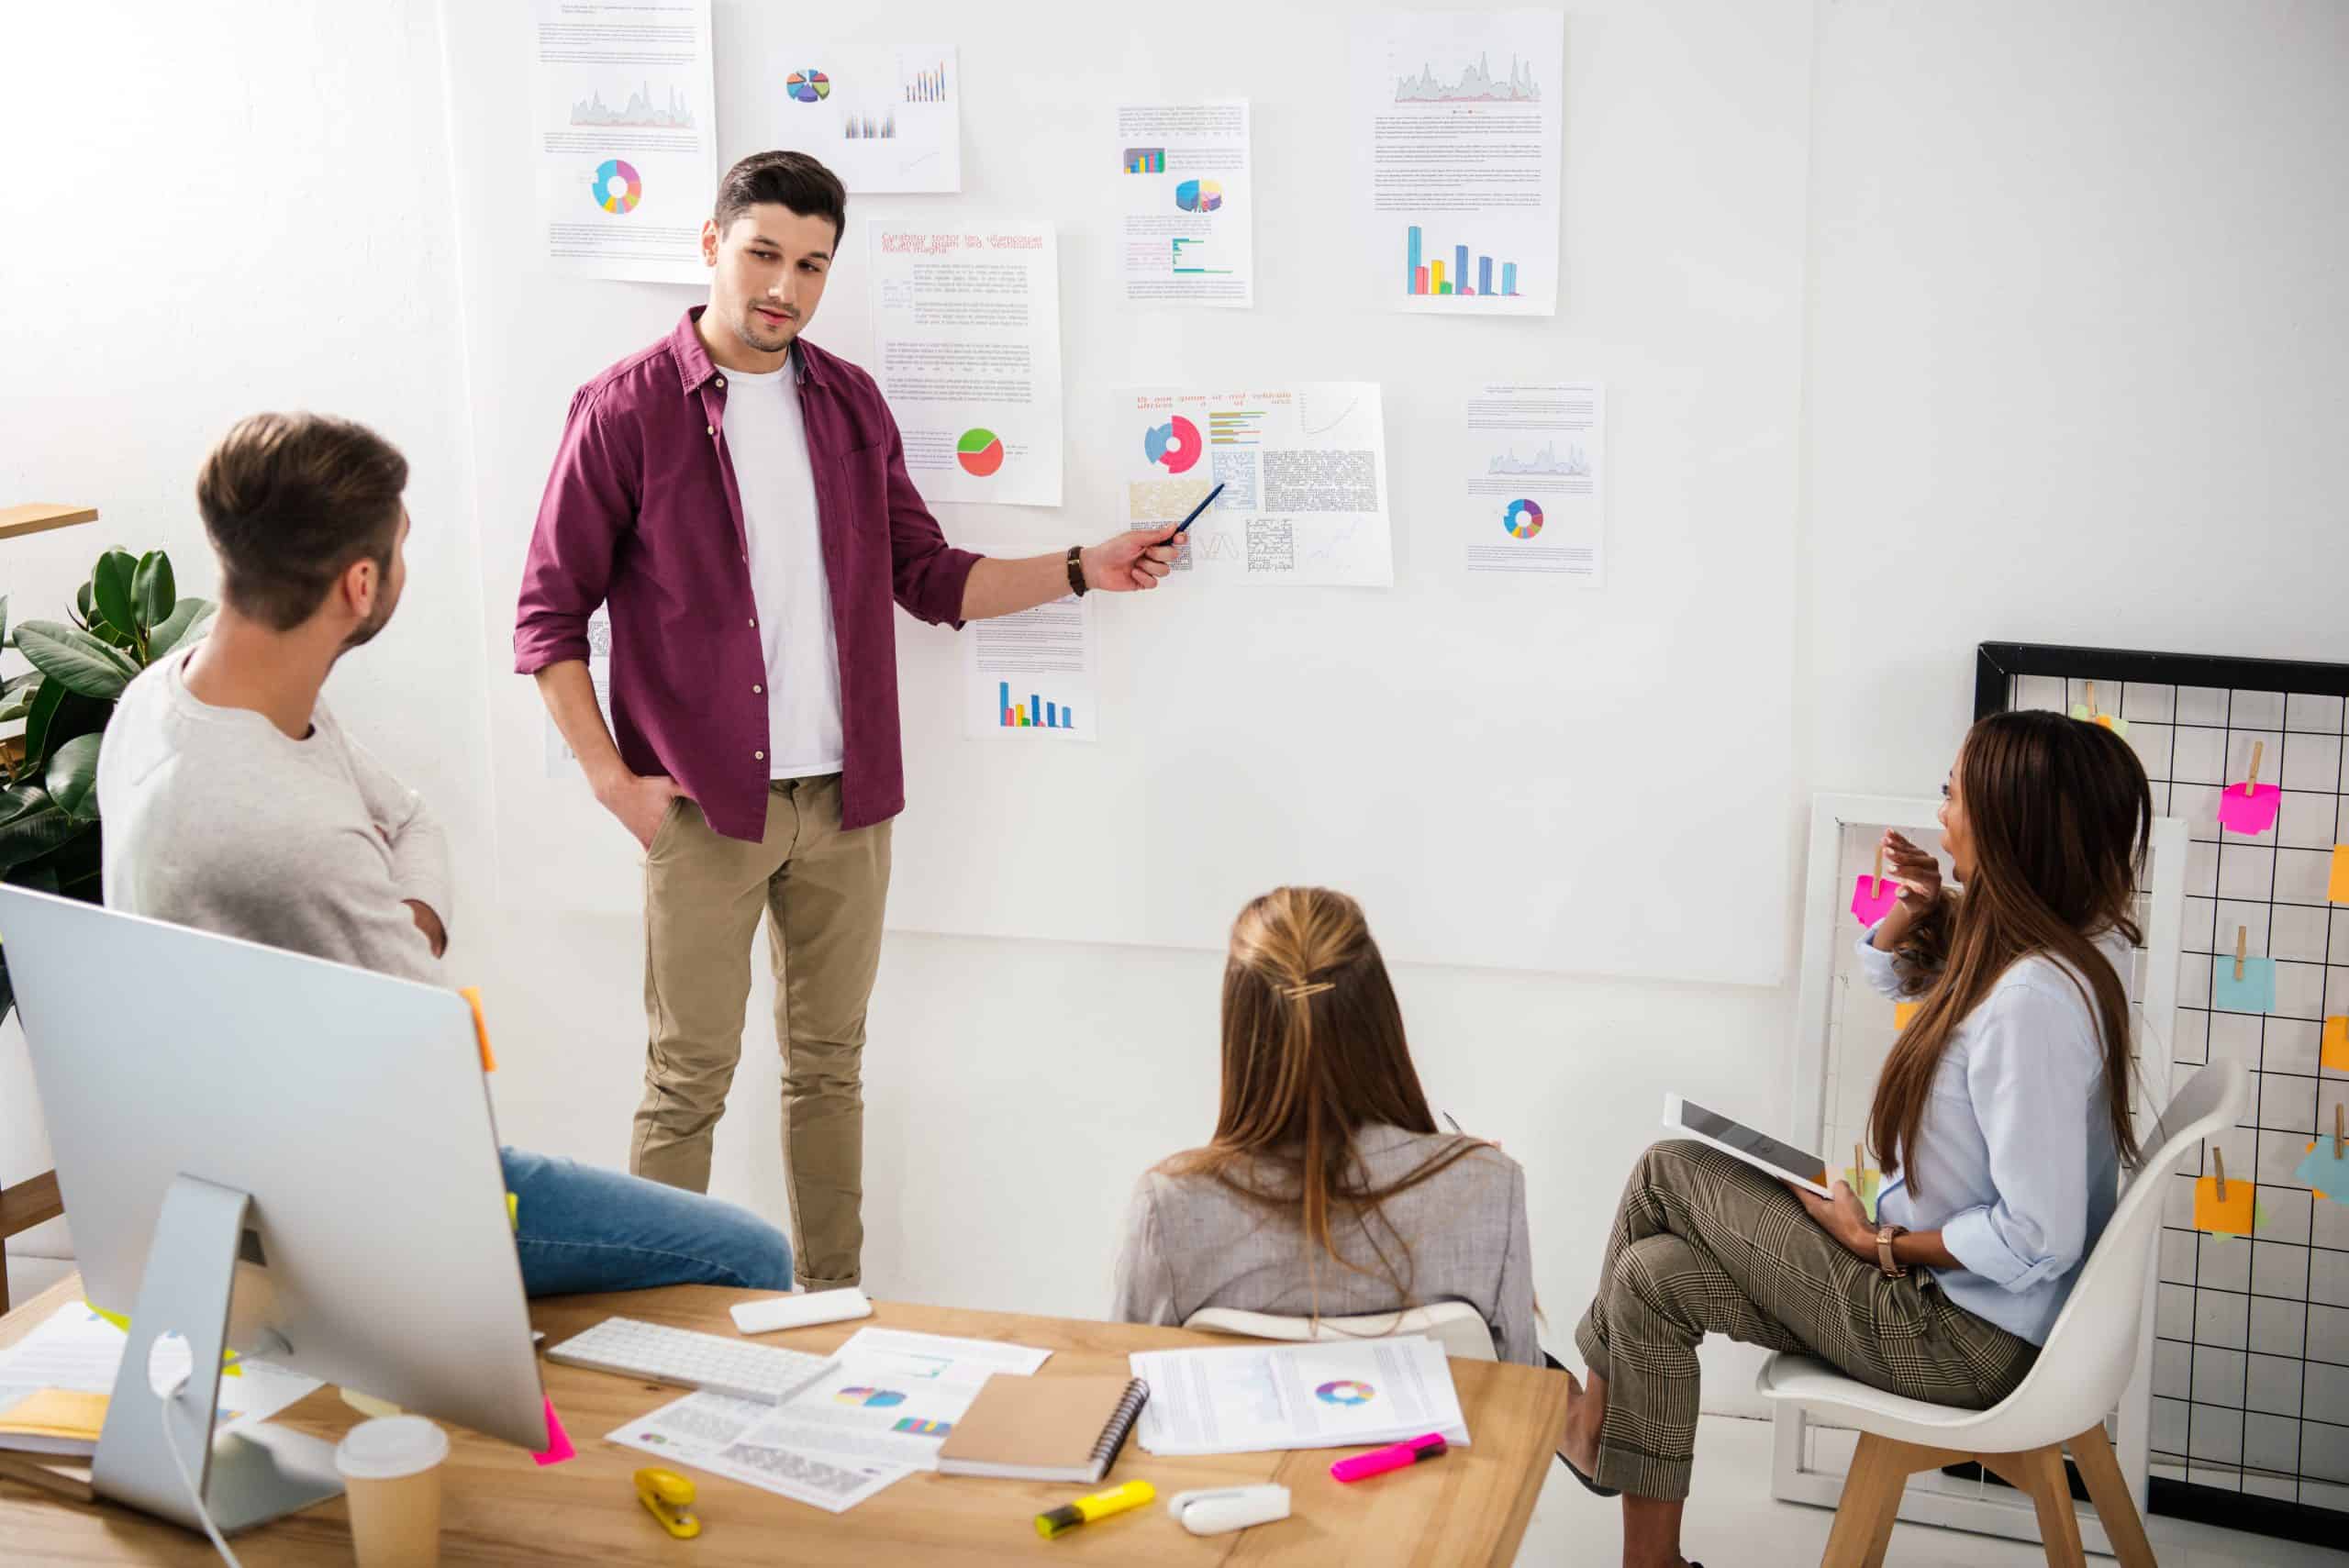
[518,152,1177,1289]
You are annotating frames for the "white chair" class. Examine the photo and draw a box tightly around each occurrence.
[1755,1059,2247,1568]
[1183,1301,1498,1362]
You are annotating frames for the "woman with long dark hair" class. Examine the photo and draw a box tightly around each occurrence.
[1559,710,2153,1568]
[1111,885,1542,1365]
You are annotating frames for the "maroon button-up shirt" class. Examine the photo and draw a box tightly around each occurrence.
[516,308,981,841]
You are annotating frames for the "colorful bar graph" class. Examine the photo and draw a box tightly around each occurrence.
[1400,227,1523,298]
[904,62,949,102]
[997,681,1074,730]
[1122,147,1164,173]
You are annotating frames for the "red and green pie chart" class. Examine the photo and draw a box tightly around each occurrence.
[956,428,1005,477]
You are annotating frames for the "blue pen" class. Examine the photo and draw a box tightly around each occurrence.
[1172,482,1226,535]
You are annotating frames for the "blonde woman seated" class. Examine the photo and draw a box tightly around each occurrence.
[1111,886,1540,1366]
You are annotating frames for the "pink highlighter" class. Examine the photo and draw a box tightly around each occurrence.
[1330,1433,1448,1483]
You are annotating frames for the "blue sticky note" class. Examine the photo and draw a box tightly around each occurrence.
[2212,957,2277,1014]
[2295,1141,2349,1200]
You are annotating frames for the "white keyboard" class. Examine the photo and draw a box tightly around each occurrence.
[544,1316,838,1404]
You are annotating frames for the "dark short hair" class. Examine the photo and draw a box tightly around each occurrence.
[713,150,848,248]
[195,413,407,631]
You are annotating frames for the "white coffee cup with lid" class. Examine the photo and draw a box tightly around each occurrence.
[334,1415,449,1568]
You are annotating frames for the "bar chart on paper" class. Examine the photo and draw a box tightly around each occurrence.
[965,595,1097,743]
[1405,227,1520,298]
[998,683,1077,731]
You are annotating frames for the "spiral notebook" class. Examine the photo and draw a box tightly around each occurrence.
[933,1374,1148,1483]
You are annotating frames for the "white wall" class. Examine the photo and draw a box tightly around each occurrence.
[8,0,2346,1433]
[0,1,497,1292]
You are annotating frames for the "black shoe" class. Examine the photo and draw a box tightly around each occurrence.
[1554,1447,1621,1498]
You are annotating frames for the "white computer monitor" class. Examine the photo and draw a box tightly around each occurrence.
[0,885,545,1535]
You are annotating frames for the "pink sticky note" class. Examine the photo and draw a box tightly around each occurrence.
[1851,873,1899,926]
[2215,782,2281,837]
[533,1395,575,1466]
[1842,877,1898,925]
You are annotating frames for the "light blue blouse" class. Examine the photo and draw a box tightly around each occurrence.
[1857,926,2131,1345]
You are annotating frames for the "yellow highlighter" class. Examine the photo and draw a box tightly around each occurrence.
[1037,1480,1154,1540]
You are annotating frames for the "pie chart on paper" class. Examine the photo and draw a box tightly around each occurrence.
[1502,498,1543,539]
[1143,415,1203,474]
[955,428,1005,477]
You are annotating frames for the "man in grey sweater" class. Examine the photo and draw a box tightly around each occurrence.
[97,410,793,1296]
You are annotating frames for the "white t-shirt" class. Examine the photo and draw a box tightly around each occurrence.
[721,361,845,777]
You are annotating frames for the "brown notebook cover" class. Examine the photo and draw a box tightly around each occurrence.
[934,1374,1149,1483]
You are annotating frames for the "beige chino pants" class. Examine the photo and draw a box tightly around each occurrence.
[631,774,889,1290]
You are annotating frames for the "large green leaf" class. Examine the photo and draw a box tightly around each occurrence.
[0,673,40,724]
[147,597,216,661]
[132,551,176,635]
[17,679,66,780]
[43,733,100,822]
[0,783,51,828]
[91,550,139,643]
[16,620,137,700]
[0,796,81,872]
[17,822,102,895]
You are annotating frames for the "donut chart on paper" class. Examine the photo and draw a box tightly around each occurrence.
[1503,498,1544,539]
[1144,415,1202,474]
[593,159,642,215]
[1314,1379,1377,1407]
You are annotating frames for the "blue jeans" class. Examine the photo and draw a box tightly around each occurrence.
[500,1147,793,1296]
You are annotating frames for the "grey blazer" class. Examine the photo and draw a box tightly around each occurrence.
[1110,1124,1542,1366]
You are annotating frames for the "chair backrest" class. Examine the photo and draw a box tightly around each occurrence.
[1182,1301,1499,1362]
[1984,1060,2247,1445]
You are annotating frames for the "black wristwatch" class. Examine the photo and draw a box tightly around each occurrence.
[1064,545,1088,596]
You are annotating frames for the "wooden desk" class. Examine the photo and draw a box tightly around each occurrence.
[0,1274,1569,1565]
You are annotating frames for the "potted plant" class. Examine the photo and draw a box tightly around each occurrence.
[0,547,213,1015]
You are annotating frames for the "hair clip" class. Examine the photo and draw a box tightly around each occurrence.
[1282,981,1335,1000]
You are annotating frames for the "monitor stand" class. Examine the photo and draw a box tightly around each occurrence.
[92,1174,343,1534]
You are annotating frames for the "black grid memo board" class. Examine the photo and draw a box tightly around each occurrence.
[1977,642,2349,1550]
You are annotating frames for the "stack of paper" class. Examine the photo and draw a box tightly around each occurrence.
[605,1327,1052,1515]
[0,1301,322,1457]
[1130,1336,1469,1456]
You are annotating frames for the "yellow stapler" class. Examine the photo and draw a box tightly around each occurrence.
[635,1466,701,1539]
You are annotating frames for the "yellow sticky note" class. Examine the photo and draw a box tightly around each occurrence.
[508,1192,520,1232]
[2332,846,2349,906]
[0,1388,108,1441]
[1894,1002,1920,1030]
[1844,1163,1881,1222]
[2325,1017,2349,1073]
[2195,1173,2254,1236]
[462,985,496,1073]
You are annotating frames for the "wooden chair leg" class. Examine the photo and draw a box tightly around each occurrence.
[1983,1445,2087,1568]
[2068,1422,2157,1568]
[1818,1434,1972,1568]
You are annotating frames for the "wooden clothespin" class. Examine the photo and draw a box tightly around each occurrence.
[2212,1146,2229,1202]
[2244,740,2264,797]
[1854,1141,1865,1181]
[2234,926,2247,982]
[1871,844,1886,900]
[2084,681,2098,718]
[2334,1104,2343,1161]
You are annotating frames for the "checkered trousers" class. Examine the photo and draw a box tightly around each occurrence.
[1573,1140,2039,1500]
